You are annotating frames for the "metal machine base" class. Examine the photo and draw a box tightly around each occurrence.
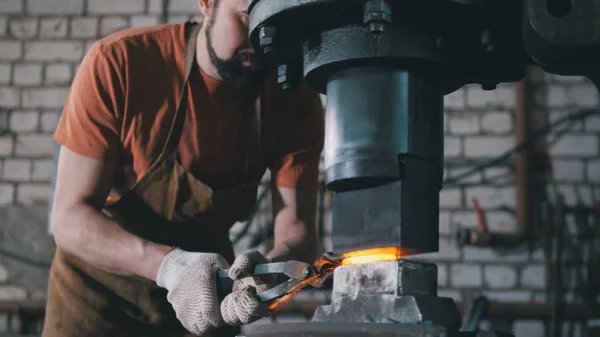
[244,260,515,337]
[313,260,461,334]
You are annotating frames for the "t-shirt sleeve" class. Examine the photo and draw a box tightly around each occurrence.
[268,83,325,191]
[54,42,124,161]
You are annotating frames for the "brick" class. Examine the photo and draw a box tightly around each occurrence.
[0,286,26,300]
[130,15,160,28]
[439,212,451,235]
[13,64,42,86]
[520,264,546,289]
[513,320,545,337]
[17,183,52,205]
[466,84,515,108]
[70,17,98,38]
[445,166,481,183]
[463,246,529,262]
[0,17,6,37]
[22,88,69,108]
[85,40,96,53]
[465,186,516,208]
[484,265,517,289]
[437,289,462,302]
[32,158,54,181]
[40,111,59,133]
[453,210,516,233]
[0,136,12,155]
[570,84,599,108]
[24,41,83,61]
[88,0,145,14]
[484,291,532,302]
[100,17,129,36]
[0,86,19,107]
[437,263,447,287]
[483,167,512,185]
[147,0,162,14]
[27,0,83,14]
[439,188,461,208]
[537,85,568,107]
[45,63,71,84]
[444,136,461,157]
[9,18,37,39]
[2,159,31,181]
[418,237,461,261]
[15,134,55,156]
[556,183,594,205]
[0,41,22,60]
[552,159,584,181]
[444,88,465,109]
[552,134,598,157]
[450,264,481,288]
[586,116,600,131]
[0,63,10,84]
[448,114,479,135]
[549,109,584,131]
[0,0,23,13]
[463,247,498,262]
[9,110,38,132]
[481,111,512,134]
[0,183,13,205]
[166,15,190,24]
[168,0,199,13]
[40,18,68,38]
[588,160,600,182]
[464,136,513,157]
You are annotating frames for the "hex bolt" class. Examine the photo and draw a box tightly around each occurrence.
[364,0,392,34]
[278,64,291,90]
[259,25,277,55]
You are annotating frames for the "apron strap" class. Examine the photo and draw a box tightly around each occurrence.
[161,22,202,156]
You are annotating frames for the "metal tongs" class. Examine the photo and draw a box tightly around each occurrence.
[218,253,343,303]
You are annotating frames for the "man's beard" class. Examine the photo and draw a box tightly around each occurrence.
[205,26,268,89]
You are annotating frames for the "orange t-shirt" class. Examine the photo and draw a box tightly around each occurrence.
[54,23,325,198]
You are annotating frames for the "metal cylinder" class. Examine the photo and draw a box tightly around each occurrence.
[324,66,444,191]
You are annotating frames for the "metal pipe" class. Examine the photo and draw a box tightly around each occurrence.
[551,196,566,337]
[456,67,533,248]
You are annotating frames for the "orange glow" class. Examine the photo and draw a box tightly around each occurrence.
[267,247,408,312]
[341,247,403,266]
[268,273,324,311]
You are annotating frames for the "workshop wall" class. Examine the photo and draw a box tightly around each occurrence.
[0,1,599,336]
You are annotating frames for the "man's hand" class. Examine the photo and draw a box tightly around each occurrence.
[220,250,275,325]
[157,249,230,336]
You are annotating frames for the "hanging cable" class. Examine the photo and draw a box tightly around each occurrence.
[444,108,599,184]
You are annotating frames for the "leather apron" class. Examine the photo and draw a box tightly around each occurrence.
[42,22,265,337]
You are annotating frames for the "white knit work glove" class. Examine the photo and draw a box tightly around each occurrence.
[156,248,230,336]
[220,250,275,325]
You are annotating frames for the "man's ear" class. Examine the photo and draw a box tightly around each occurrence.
[198,0,214,17]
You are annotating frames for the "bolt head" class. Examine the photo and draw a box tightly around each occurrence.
[259,26,276,47]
